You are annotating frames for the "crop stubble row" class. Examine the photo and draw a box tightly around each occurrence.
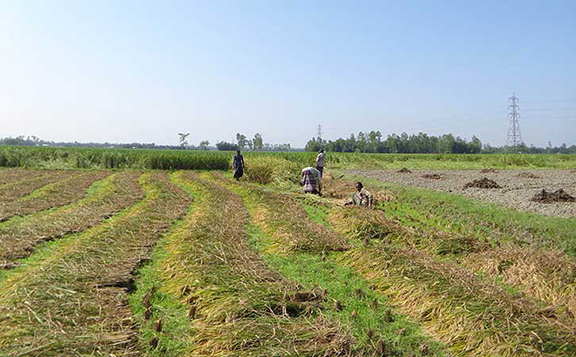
[0,171,143,267]
[0,172,190,356]
[0,170,111,222]
[140,171,352,356]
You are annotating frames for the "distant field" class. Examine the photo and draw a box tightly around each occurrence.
[1,146,576,171]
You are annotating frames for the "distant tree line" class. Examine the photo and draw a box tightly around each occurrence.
[0,134,295,152]
[215,133,292,152]
[0,135,188,150]
[306,132,483,153]
[305,131,576,154]
[3,133,574,154]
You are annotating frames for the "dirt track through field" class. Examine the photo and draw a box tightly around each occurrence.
[0,171,143,267]
[0,170,111,221]
[348,169,576,218]
[0,172,191,356]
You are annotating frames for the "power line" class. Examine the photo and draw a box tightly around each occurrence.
[522,99,576,103]
[317,124,323,141]
[506,92,523,147]
[522,108,576,111]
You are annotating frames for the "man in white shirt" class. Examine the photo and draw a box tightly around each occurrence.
[316,149,326,175]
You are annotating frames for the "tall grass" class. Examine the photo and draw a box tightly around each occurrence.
[2,146,576,170]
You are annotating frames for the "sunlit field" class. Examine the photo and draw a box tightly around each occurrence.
[1,148,576,356]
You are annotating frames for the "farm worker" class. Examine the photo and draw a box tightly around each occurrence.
[316,149,326,175]
[301,167,322,196]
[344,182,374,208]
[233,150,245,181]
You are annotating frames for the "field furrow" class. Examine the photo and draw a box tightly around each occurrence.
[0,168,45,186]
[0,171,143,267]
[0,172,191,356]
[131,171,352,356]
[0,170,76,204]
[0,170,111,221]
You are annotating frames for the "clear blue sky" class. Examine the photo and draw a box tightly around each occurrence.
[1,0,575,147]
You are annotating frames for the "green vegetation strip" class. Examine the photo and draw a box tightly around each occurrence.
[0,170,111,222]
[0,172,191,356]
[0,171,143,267]
[131,171,351,356]
[2,146,576,170]
[214,173,444,356]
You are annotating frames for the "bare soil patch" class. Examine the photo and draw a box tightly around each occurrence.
[345,169,576,218]
[517,172,540,179]
[422,173,443,180]
[532,189,576,203]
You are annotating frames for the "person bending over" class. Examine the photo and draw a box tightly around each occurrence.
[301,166,322,196]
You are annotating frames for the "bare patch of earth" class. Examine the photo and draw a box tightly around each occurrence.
[346,169,576,219]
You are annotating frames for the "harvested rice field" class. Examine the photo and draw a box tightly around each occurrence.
[1,167,576,356]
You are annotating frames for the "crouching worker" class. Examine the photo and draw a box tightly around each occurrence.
[301,166,322,196]
[344,182,374,208]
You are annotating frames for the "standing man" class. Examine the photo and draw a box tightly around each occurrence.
[233,150,245,181]
[301,167,322,195]
[316,149,326,176]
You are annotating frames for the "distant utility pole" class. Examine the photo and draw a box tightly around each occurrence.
[317,124,323,141]
[506,92,523,147]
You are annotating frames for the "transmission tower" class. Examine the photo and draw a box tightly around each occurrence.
[317,124,323,141]
[506,92,523,147]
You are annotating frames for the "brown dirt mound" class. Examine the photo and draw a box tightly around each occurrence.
[481,168,497,173]
[421,174,442,180]
[464,178,501,189]
[397,167,412,173]
[517,172,540,179]
[531,189,575,203]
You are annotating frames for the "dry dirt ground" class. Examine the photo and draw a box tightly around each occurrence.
[347,169,576,219]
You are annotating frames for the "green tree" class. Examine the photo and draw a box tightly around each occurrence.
[305,137,324,152]
[253,133,264,151]
[235,133,248,149]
